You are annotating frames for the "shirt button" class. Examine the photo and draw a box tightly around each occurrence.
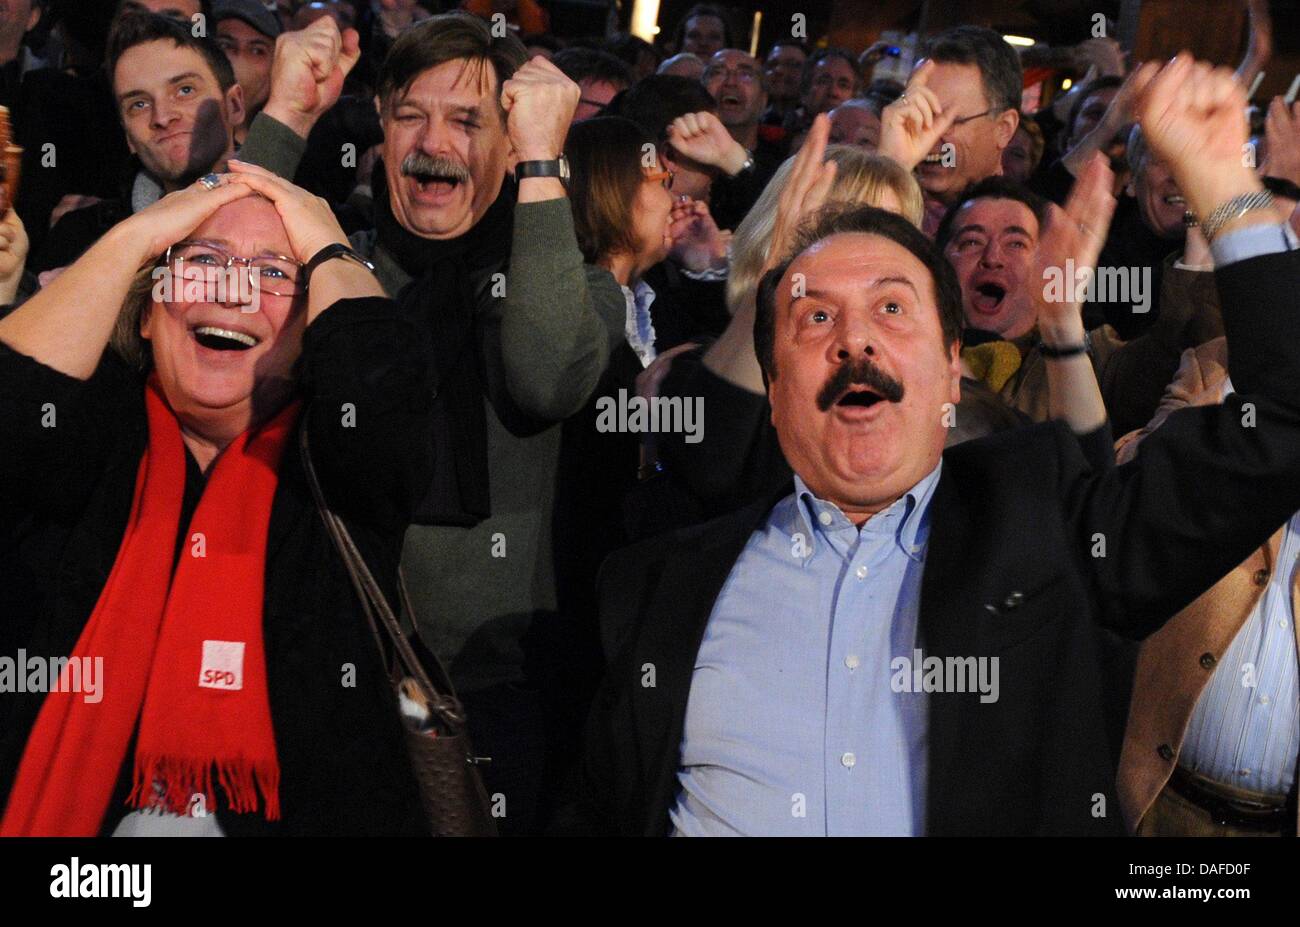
[1253,568,1270,586]
[1260,695,1271,705]
[818,511,833,526]
[845,654,860,670]
[855,565,868,580]
[1239,768,1252,777]
[1199,652,1216,670]
[841,752,856,768]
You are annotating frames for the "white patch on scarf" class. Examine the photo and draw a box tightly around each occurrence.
[198,640,245,691]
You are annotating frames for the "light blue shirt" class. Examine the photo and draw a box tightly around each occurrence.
[669,464,941,836]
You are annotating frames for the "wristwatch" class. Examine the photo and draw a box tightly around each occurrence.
[516,155,570,186]
[302,243,377,288]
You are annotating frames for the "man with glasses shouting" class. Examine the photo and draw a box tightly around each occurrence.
[701,48,789,230]
[878,26,1024,237]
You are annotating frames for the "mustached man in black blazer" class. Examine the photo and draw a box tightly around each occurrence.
[565,56,1300,836]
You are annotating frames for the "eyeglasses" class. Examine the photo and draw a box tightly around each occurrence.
[644,169,674,190]
[162,240,305,297]
[949,108,996,126]
[703,66,760,84]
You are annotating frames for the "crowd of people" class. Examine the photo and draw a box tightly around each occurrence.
[0,0,1298,838]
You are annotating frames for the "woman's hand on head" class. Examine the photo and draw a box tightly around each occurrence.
[117,175,254,264]
[225,160,349,263]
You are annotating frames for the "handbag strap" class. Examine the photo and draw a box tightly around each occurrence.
[297,424,466,727]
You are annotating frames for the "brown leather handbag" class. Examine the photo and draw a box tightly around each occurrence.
[299,427,497,837]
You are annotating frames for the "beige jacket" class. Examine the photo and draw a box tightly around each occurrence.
[1114,337,1299,832]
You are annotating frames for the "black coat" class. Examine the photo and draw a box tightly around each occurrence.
[0,297,436,836]
[568,248,1300,836]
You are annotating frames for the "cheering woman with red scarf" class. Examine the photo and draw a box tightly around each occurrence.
[0,161,435,836]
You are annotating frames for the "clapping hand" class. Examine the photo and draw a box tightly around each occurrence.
[764,113,837,274]
[1032,153,1117,344]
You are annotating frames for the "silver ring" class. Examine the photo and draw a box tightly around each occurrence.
[198,173,221,191]
[897,92,907,104]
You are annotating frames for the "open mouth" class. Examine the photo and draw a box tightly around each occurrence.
[411,172,461,193]
[191,325,259,351]
[972,281,1007,313]
[720,93,742,106]
[836,387,886,409]
[1162,194,1185,206]
[922,151,946,165]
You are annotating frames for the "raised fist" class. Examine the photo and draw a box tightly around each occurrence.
[262,17,361,139]
[1131,54,1259,220]
[501,56,580,163]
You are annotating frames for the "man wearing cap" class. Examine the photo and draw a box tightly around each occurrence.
[215,0,282,140]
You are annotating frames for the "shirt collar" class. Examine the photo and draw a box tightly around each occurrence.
[620,280,657,367]
[790,461,942,563]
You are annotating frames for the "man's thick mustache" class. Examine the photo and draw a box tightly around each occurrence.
[816,357,905,412]
[401,152,471,183]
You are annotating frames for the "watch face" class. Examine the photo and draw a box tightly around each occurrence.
[558,155,570,181]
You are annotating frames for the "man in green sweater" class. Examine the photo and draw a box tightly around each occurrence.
[350,13,624,832]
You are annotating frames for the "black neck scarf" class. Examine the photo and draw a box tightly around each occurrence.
[373,168,517,526]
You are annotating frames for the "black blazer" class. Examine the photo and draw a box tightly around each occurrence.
[570,247,1300,836]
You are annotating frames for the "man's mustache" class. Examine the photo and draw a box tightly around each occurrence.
[815,357,905,412]
[401,152,471,183]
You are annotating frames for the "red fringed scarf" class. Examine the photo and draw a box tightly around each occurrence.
[1,376,300,836]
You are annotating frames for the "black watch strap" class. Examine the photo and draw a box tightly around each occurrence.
[303,243,376,288]
[516,155,570,185]
[1038,342,1088,359]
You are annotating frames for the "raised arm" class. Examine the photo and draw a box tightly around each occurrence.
[1067,56,1300,632]
[489,57,623,424]
[704,114,838,394]
[1060,65,1142,180]
[238,17,361,182]
[1034,153,1116,436]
